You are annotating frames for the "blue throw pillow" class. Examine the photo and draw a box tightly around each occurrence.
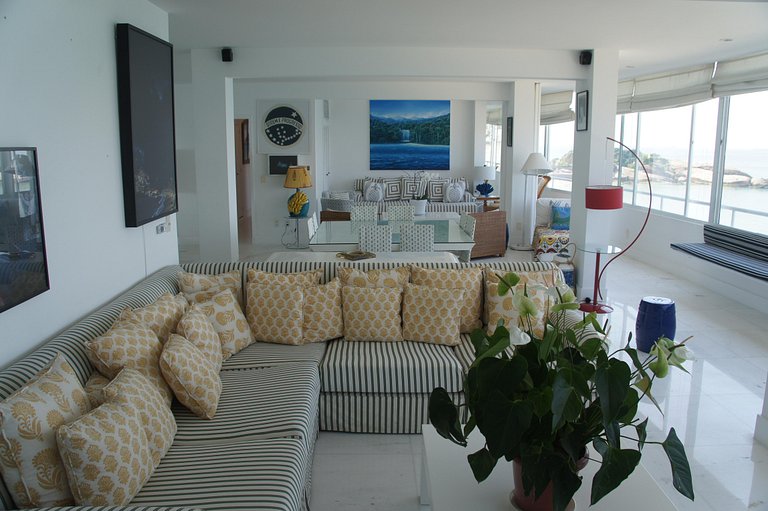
[551,205,571,230]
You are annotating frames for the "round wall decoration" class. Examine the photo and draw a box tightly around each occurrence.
[263,105,304,147]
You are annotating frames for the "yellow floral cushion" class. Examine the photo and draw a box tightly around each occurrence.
[245,283,304,345]
[179,270,243,308]
[83,372,111,408]
[124,293,187,343]
[159,335,223,420]
[402,283,464,346]
[0,354,91,508]
[410,266,483,333]
[303,278,343,343]
[85,316,173,406]
[102,369,176,468]
[338,266,410,288]
[56,400,152,506]
[247,268,322,286]
[342,286,403,342]
[191,288,254,360]
[176,305,223,371]
[484,269,556,337]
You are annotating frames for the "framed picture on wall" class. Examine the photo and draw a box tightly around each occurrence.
[576,90,589,131]
[506,116,513,147]
[0,147,50,313]
[242,120,250,164]
[269,155,298,175]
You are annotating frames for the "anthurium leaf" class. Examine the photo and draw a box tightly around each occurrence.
[662,428,695,500]
[633,375,662,414]
[626,347,651,384]
[551,301,580,314]
[551,371,583,432]
[464,415,476,437]
[537,325,558,361]
[428,387,466,446]
[529,386,554,418]
[578,338,603,361]
[482,391,533,458]
[618,388,640,424]
[467,447,498,482]
[635,418,648,449]
[604,420,621,448]
[590,446,641,505]
[470,336,511,369]
[588,313,606,335]
[553,461,584,511]
[498,279,510,296]
[470,328,492,357]
[595,359,632,426]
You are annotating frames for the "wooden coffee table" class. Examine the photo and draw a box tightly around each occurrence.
[420,424,678,511]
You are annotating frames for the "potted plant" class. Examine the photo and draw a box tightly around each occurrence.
[406,170,429,215]
[429,272,694,511]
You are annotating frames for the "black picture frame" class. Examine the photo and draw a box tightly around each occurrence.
[269,155,298,175]
[242,120,251,164]
[576,90,589,131]
[506,116,514,147]
[116,23,178,227]
[0,147,50,313]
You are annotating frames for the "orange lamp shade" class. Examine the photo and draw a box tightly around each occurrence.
[585,185,623,210]
[284,166,312,189]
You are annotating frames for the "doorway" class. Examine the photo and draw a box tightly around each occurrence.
[234,119,252,244]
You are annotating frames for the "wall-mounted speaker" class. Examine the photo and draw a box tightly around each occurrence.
[221,48,233,62]
[579,50,593,66]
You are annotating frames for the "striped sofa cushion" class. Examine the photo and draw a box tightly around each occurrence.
[173,363,319,450]
[671,241,768,281]
[38,507,203,511]
[426,201,480,214]
[319,339,464,394]
[703,223,768,263]
[319,390,465,434]
[221,341,327,371]
[0,265,182,400]
[132,438,310,511]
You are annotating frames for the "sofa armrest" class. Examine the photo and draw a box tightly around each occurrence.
[30,507,204,511]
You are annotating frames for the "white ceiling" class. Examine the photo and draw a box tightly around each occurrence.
[150,0,768,80]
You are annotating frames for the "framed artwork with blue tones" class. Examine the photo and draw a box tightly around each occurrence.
[369,100,450,171]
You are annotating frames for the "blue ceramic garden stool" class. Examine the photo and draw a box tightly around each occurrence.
[635,296,676,352]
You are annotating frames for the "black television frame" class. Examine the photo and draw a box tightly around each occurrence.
[116,23,178,227]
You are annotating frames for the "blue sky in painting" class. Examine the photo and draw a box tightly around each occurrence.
[370,100,450,120]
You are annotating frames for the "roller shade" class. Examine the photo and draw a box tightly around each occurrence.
[712,52,768,97]
[540,91,574,125]
[616,80,635,114]
[628,64,714,112]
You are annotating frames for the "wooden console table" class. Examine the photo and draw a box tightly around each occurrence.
[475,196,500,212]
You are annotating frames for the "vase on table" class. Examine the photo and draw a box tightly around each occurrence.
[410,199,427,216]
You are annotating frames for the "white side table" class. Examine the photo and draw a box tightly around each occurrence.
[283,216,308,249]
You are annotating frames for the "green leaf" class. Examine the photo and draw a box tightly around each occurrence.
[590,446,641,505]
[529,386,554,418]
[578,338,603,360]
[428,387,466,446]
[595,359,632,426]
[553,461,584,511]
[633,376,662,415]
[618,388,640,424]
[470,336,511,369]
[551,301,580,314]
[481,392,533,458]
[537,324,558,361]
[604,420,621,447]
[662,428,695,500]
[635,418,648,449]
[467,447,498,482]
[464,415,476,438]
[551,372,583,432]
[470,328,490,357]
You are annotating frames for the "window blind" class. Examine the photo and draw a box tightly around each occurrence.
[540,91,574,125]
[628,64,714,112]
[712,52,768,97]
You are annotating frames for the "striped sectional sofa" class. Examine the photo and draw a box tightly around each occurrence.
[0,259,560,511]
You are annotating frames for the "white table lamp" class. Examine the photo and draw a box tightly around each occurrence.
[515,152,552,250]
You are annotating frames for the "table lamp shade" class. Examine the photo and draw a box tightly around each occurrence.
[520,152,552,176]
[585,185,623,210]
[284,166,312,217]
[284,166,312,189]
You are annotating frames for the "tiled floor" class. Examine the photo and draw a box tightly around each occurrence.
[238,244,768,510]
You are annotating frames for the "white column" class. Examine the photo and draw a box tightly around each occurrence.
[502,80,540,248]
[756,382,768,446]
[570,49,620,300]
[190,49,239,262]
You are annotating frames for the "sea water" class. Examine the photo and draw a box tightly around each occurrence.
[370,143,449,171]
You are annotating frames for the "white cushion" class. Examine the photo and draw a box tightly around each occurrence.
[444,181,466,203]
[364,181,384,201]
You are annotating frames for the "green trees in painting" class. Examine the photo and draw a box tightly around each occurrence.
[370,114,450,145]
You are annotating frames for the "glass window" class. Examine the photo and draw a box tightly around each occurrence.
[546,121,574,192]
[687,99,718,221]
[617,112,639,204]
[720,90,768,235]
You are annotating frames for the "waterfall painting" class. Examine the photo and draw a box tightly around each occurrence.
[369,100,450,171]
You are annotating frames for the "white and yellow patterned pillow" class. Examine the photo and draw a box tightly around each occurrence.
[0,354,91,508]
[245,283,304,345]
[176,306,223,371]
[159,335,223,420]
[303,278,343,343]
[484,269,556,337]
[102,369,177,468]
[337,267,410,288]
[342,286,403,342]
[83,372,111,408]
[402,283,464,345]
[192,288,254,360]
[179,270,243,308]
[410,266,483,333]
[56,400,152,506]
[85,316,173,406]
[124,293,187,344]
[247,268,322,286]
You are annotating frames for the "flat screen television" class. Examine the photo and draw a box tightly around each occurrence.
[0,147,50,313]
[115,23,178,227]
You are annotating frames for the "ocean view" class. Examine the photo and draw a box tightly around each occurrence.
[370,143,450,171]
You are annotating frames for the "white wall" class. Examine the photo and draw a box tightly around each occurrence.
[0,0,177,367]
